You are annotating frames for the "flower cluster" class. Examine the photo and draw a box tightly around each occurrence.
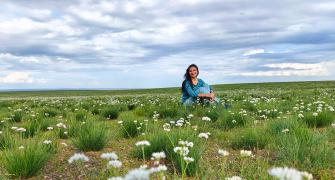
[198,132,211,139]
[12,127,26,132]
[149,151,167,174]
[201,116,211,121]
[43,140,52,145]
[163,123,171,132]
[174,140,195,164]
[240,150,253,157]
[268,167,313,180]
[187,114,194,119]
[225,176,242,180]
[56,122,67,129]
[135,140,151,147]
[108,151,168,180]
[101,152,118,160]
[68,153,89,164]
[218,149,229,157]
[153,111,160,121]
[151,151,166,165]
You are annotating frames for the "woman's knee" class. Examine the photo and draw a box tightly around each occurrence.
[183,97,196,106]
[197,87,210,94]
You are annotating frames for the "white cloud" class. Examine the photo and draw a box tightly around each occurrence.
[313,2,335,11]
[0,18,40,34]
[0,52,131,72]
[0,0,335,89]
[0,17,81,36]
[27,9,52,19]
[263,63,322,70]
[231,61,335,77]
[0,72,47,84]
[243,49,265,56]
[0,53,42,63]
[234,70,326,77]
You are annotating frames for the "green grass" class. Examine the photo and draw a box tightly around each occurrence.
[10,110,23,123]
[302,111,334,128]
[119,114,145,138]
[0,129,18,150]
[217,111,248,129]
[72,119,109,151]
[132,128,203,176]
[75,110,88,121]
[101,107,120,120]
[276,127,335,169]
[0,80,334,179]
[1,140,54,178]
[230,127,269,150]
[267,118,302,135]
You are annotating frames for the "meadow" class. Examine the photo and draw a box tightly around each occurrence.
[0,81,334,179]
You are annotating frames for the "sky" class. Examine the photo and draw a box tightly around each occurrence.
[0,0,334,90]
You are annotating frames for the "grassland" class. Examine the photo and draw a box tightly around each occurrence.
[0,81,334,179]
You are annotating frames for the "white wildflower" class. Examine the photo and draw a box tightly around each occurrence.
[124,168,151,180]
[218,149,229,157]
[163,123,171,131]
[281,128,289,133]
[135,140,151,147]
[268,167,313,180]
[108,177,123,180]
[225,176,242,180]
[107,160,123,168]
[187,141,194,147]
[101,152,118,160]
[43,140,52,144]
[178,140,193,147]
[187,114,194,119]
[56,123,67,129]
[68,153,89,164]
[149,165,168,173]
[300,171,313,180]
[151,151,166,160]
[183,156,194,163]
[173,146,189,156]
[16,127,26,132]
[198,132,210,139]
[298,114,304,118]
[240,150,252,157]
[201,116,211,121]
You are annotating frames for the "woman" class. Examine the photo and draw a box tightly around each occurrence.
[181,64,220,105]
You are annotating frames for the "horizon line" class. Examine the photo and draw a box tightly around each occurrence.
[0,80,334,93]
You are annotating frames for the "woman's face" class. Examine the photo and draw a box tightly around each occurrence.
[188,66,198,78]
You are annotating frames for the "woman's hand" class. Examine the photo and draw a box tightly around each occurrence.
[198,93,213,99]
[209,92,215,100]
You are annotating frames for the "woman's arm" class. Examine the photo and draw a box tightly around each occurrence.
[185,81,212,98]
[203,81,215,99]
[200,79,214,98]
[184,81,198,97]
[209,84,213,92]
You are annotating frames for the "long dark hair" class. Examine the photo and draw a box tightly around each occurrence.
[181,64,199,92]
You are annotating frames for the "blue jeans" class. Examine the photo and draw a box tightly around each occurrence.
[183,84,220,106]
